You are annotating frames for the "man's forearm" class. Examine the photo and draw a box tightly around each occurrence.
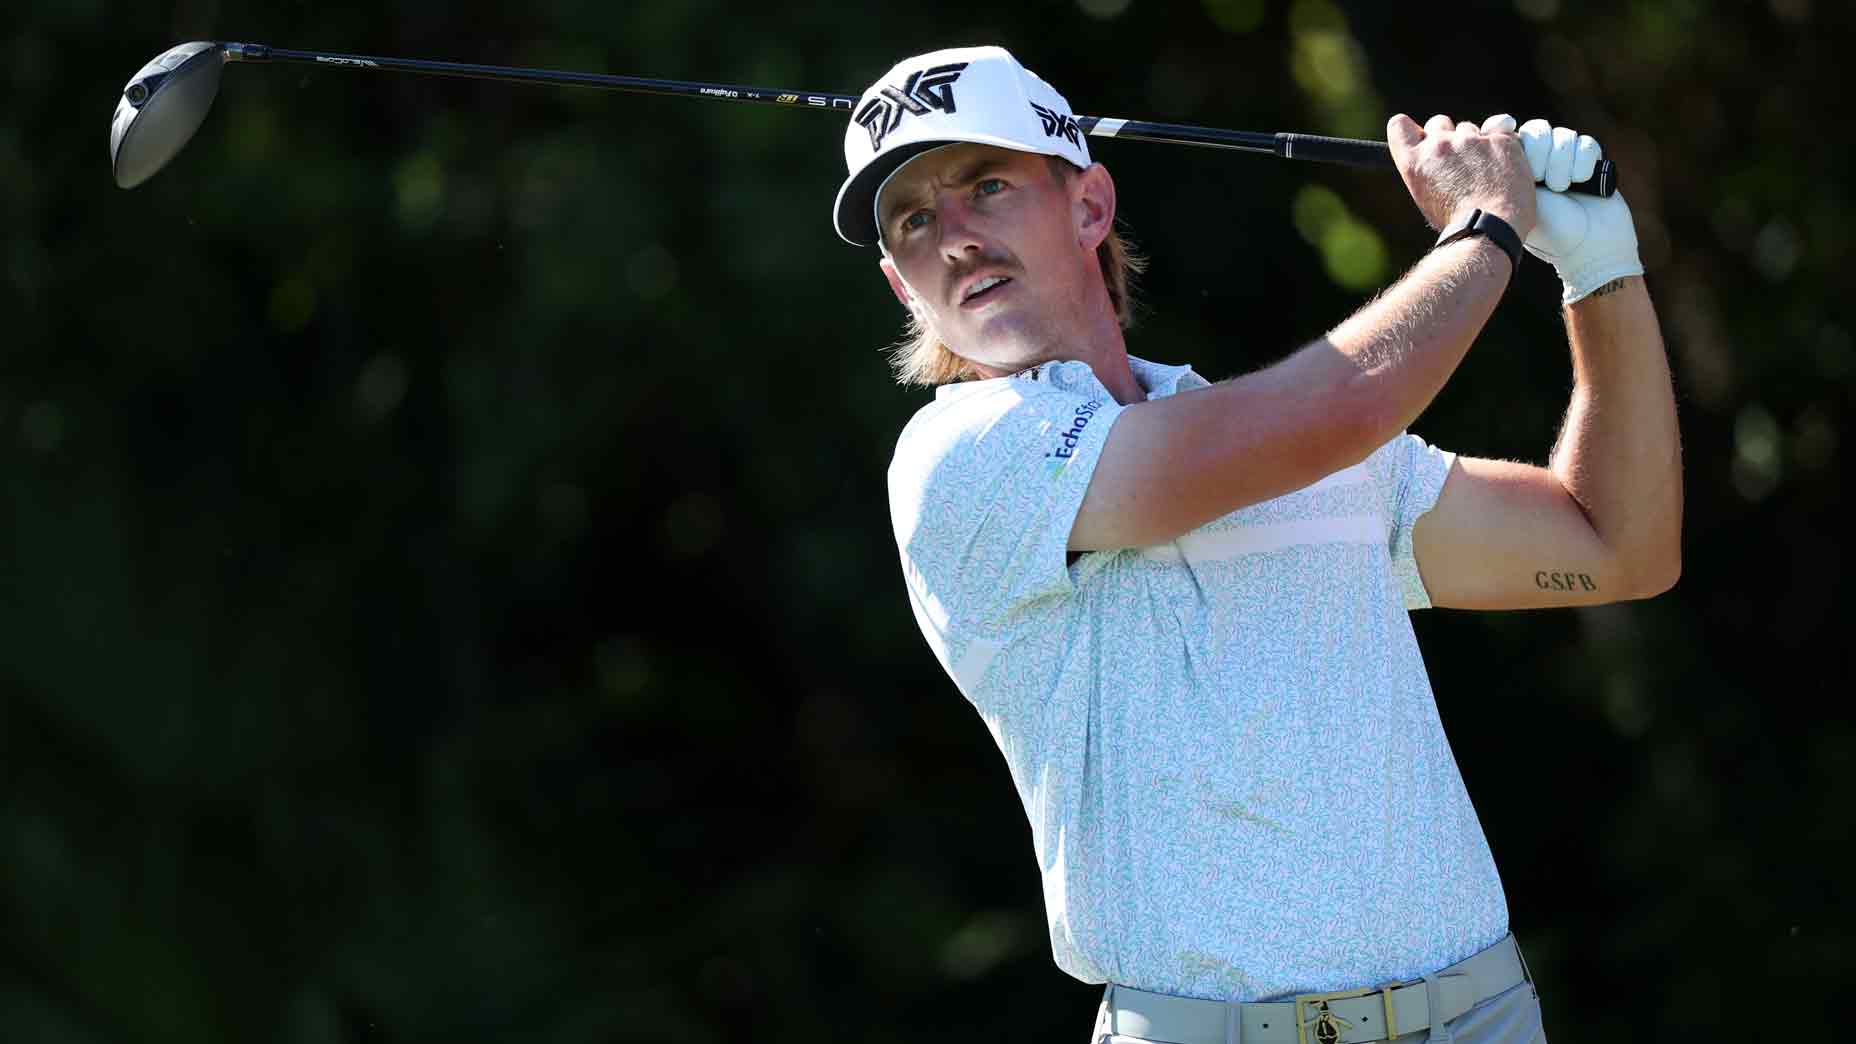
[1071,236,1514,551]
[1315,235,1514,448]
[1550,276,1683,589]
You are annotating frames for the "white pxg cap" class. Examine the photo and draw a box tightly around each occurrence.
[832,46,1091,248]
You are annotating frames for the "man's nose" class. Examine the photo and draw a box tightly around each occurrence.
[935,197,985,260]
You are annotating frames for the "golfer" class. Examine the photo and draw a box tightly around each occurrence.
[834,46,1680,1044]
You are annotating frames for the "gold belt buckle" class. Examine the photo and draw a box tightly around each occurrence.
[1292,983,1399,1044]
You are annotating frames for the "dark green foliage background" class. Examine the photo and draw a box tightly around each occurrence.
[4,1,1848,1040]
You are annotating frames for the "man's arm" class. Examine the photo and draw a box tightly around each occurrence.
[1071,236,1515,551]
[1070,113,1536,552]
[1412,275,1683,607]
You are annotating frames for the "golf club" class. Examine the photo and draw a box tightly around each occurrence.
[111,41,1620,196]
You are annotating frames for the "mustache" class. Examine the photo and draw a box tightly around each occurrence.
[944,253,1019,298]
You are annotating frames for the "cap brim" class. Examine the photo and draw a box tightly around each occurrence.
[832,134,1075,248]
[833,141,951,248]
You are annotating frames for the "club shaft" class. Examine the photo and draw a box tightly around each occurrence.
[1078,117,1617,197]
[221,43,1617,197]
[228,43,862,112]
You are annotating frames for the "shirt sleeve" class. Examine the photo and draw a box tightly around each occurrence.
[1370,432,1459,610]
[887,381,1124,687]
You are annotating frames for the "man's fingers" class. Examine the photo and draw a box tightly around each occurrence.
[1571,133,1602,184]
[1519,118,1552,181]
[1425,113,1455,136]
[1545,125,1578,191]
[1386,113,1423,152]
[1482,113,1518,135]
[1456,120,1478,133]
[1520,118,1605,189]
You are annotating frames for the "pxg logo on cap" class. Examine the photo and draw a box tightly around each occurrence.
[831,46,1092,248]
[853,63,970,151]
[1030,102,1082,148]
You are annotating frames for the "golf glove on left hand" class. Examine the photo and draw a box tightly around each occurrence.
[1508,116,1645,304]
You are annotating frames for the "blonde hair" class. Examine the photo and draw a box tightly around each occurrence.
[884,158,1146,387]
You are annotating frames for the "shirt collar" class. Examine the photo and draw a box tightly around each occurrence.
[1126,355,1207,399]
[933,354,1206,402]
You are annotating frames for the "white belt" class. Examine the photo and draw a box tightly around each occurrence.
[1101,933,1531,1044]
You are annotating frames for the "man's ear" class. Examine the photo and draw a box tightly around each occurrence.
[879,256,916,309]
[1073,162,1117,252]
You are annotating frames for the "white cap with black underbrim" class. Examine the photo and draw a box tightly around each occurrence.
[832,46,1091,249]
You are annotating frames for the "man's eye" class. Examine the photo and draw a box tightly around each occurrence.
[976,178,1005,196]
[901,211,931,233]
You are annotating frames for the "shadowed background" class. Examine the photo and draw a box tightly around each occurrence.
[4,0,1849,1040]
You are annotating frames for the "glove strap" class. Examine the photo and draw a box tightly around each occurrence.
[1434,208,1524,276]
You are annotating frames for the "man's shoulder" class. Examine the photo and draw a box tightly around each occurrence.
[893,372,1095,459]
[886,371,1118,524]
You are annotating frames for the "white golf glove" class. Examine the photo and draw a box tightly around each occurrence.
[1496,115,1644,304]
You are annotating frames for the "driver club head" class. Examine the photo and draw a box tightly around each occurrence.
[111,41,226,189]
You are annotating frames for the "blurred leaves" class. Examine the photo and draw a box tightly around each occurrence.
[3,1,1853,1042]
[1291,184,1387,289]
[1287,0,1384,138]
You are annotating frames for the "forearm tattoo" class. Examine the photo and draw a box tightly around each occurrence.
[1535,570,1597,593]
[1586,278,1629,298]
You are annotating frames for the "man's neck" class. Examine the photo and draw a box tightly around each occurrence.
[970,323,1145,405]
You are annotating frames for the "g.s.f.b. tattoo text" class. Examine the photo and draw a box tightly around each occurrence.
[1536,570,1596,592]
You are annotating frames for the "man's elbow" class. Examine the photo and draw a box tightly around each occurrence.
[1626,549,1682,599]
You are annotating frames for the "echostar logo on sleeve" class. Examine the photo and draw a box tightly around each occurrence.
[853,62,970,151]
[1043,399,1103,478]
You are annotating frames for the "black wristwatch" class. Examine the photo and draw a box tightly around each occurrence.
[1434,208,1524,275]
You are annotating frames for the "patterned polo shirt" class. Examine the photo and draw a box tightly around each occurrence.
[886,354,1510,1002]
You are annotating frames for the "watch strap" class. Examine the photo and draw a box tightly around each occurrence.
[1434,208,1524,274]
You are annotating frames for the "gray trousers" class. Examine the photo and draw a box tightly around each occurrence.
[1090,977,1548,1044]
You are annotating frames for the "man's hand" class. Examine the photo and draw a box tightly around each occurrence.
[1516,119,1646,304]
[1387,113,1537,241]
